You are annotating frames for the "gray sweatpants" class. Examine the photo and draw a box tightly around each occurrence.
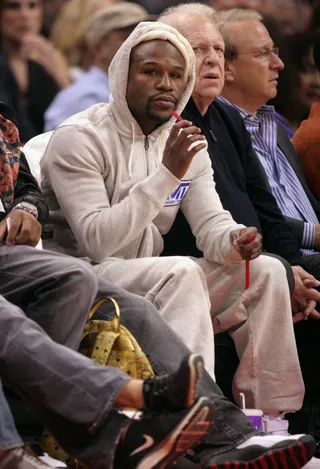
[0,244,258,468]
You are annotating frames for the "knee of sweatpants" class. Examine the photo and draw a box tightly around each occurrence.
[252,254,287,283]
[170,256,207,285]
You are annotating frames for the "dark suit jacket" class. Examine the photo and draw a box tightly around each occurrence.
[163,98,304,267]
[277,124,320,245]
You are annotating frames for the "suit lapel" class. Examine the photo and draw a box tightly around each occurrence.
[277,123,320,219]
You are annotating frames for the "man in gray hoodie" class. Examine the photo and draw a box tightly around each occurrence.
[36,20,304,441]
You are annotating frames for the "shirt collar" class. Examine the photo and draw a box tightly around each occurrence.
[217,95,276,124]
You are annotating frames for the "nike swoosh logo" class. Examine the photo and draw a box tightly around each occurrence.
[130,434,154,457]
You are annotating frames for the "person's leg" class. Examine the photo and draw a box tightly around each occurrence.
[0,245,99,349]
[93,277,260,452]
[0,295,215,469]
[94,256,216,379]
[0,287,315,468]
[196,255,304,414]
[0,379,22,452]
[0,293,134,466]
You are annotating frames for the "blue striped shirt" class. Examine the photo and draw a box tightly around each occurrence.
[218,96,318,255]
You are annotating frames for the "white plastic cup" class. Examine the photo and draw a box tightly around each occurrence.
[241,409,263,430]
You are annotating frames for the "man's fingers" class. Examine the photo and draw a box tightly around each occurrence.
[6,215,21,245]
[305,287,320,303]
[303,278,320,289]
[188,142,207,159]
[0,219,7,241]
[169,119,193,138]
[309,310,320,320]
[233,229,258,246]
[176,125,203,146]
[15,217,33,245]
[303,300,317,316]
[181,134,207,152]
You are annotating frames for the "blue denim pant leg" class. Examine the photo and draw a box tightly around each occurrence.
[0,379,23,450]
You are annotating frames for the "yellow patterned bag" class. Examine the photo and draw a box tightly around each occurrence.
[42,297,155,468]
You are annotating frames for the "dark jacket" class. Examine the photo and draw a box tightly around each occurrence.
[163,98,304,267]
[0,102,48,225]
[277,123,320,244]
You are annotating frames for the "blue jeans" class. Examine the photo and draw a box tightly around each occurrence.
[0,379,22,450]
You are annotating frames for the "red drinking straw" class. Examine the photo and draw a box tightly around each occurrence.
[245,234,255,290]
[172,111,183,121]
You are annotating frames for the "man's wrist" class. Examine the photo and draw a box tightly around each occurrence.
[11,202,38,219]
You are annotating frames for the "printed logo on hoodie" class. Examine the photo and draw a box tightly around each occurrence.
[164,180,192,207]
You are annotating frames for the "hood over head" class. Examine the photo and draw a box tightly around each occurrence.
[108,21,195,136]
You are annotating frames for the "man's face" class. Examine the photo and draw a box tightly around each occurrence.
[225,20,284,111]
[126,39,186,134]
[182,18,225,113]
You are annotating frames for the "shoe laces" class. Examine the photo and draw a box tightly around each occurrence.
[143,373,175,411]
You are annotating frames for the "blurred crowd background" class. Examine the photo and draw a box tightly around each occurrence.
[0,0,319,143]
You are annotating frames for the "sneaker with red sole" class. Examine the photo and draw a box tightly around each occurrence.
[202,434,316,469]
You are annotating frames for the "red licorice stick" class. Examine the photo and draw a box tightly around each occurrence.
[172,111,183,121]
[245,234,255,290]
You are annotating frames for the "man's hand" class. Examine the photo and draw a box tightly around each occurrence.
[230,227,262,260]
[291,266,320,321]
[0,210,42,247]
[162,120,207,180]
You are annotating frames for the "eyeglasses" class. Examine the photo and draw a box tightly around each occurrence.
[236,46,280,61]
[3,1,40,10]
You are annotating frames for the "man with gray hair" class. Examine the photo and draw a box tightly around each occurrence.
[44,1,152,131]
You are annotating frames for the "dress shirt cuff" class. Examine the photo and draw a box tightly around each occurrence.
[302,223,316,248]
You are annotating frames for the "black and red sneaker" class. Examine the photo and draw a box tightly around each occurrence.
[114,396,214,469]
[203,434,316,469]
[143,354,204,413]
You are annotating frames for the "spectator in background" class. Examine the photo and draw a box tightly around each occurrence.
[270,32,320,138]
[44,2,151,131]
[259,0,305,34]
[0,0,71,142]
[42,0,69,37]
[50,0,119,80]
[292,31,320,199]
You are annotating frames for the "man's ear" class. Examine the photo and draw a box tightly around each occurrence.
[224,60,235,83]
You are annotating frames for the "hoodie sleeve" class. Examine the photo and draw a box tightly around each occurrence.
[181,149,244,265]
[41,125,180,263]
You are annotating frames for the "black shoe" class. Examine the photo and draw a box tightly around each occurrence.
[114,396,214,469]
[203,434,316,469]
[143,354,204,413]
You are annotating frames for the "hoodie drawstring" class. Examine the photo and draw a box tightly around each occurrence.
[128,122,136,179]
